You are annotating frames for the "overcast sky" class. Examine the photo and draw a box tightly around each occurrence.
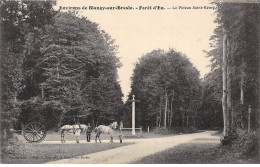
[56,0,217,102]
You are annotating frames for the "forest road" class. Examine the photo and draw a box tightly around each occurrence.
[47,130,220,164]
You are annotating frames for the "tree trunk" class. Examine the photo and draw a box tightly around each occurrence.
[57,64,59,79]
[92,116,95,128]
[167,99,171,127]
[186,115,189,127]
[222,32,228,137]
[156,106,159,127]
[170,98,173,127]
[240,58,245,129]
[159,99,162,128]
[227,49,232,135]
[164,91,167,128]
[59,112,64,129]
[193,111,196,127]
[240,60,245,105]
[182,110,185,128]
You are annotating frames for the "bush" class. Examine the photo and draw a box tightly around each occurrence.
[152,127,198,135]
[219,130,259,162]
[235,131,259,158]
[1,134,26,161]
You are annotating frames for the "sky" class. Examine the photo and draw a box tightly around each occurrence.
[56,0,217,102]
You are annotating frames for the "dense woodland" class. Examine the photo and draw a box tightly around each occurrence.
[126,3,259,137]
[203,3,259,139]
[127,49,201,129]
[0,1,124,134]
[0,0,259,149]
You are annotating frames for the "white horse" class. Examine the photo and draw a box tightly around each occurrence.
[94,122,118,143]
[60,124,88,143]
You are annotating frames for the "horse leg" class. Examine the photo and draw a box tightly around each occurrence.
[61,131,65,143]
[110,135,113,143]
[75,131,80,143]
[98,133,102,143]
[95,133,98,143]
[76,136,79,143]
[63,133,66,143]
[61,131,63,143]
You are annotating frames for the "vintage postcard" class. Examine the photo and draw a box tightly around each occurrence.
[0,0,259,164]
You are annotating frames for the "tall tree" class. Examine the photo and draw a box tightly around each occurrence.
[0,0,56,136]
[129,49,201,129]
[204,2,259,141]
[39,12,123,125]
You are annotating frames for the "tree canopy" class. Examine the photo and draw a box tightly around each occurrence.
[128,49,201,129]
[1,1,124,134]
[202,2,259,134]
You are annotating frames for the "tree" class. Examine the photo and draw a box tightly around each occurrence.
[1,1,124,136]
[0,0,56,137]
[204,2,259,141]
[128,49,201,129]
[39,12,123,126]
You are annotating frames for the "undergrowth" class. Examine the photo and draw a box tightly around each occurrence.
[1,135,27,162]
[152,127,198,135]
[216,130,259,163]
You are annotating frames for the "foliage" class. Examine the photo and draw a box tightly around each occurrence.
[202,2,259,131]
[128,49,201,129]
[198,68,223,129]
[1,0,124,143]
[38,12,123,125]
[219,3,259,130]
[0,0,56,139]
[15,97,63,130]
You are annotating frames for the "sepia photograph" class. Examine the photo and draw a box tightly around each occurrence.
[0,0,259,164]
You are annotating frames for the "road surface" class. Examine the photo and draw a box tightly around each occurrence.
[47,130,220,164]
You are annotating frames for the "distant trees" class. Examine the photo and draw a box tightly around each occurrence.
[129,49,201,129]
[198,69,223,129]
[1,1,124,136]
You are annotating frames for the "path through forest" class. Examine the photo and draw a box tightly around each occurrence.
[47,131,220,164]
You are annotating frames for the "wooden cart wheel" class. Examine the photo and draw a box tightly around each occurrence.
[23,122,46,143]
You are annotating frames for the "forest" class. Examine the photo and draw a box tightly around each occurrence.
[0,0,259,156]
[0,1,124,133]
[127,3,259,137]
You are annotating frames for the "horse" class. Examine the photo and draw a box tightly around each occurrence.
[94,121,118,143]
[60,124,88,143]
[72,124,88,134]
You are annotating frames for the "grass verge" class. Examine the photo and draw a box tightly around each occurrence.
[133,130,259,164]
[1,138,132,164]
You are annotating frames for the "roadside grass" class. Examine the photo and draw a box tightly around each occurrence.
[15,126,203,142]
[133,142,258,164]
[134,131,259,164]
[133,142,220,164]
[1,139,132,164]
[16,130,145,141]
[15,130,177,142]
[151,127,200,135]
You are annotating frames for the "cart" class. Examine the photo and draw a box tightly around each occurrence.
[19,122,47,143]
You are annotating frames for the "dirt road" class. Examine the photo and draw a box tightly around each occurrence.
[47,131,220,164]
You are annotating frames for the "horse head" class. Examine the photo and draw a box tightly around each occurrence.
[110,121,118,129]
